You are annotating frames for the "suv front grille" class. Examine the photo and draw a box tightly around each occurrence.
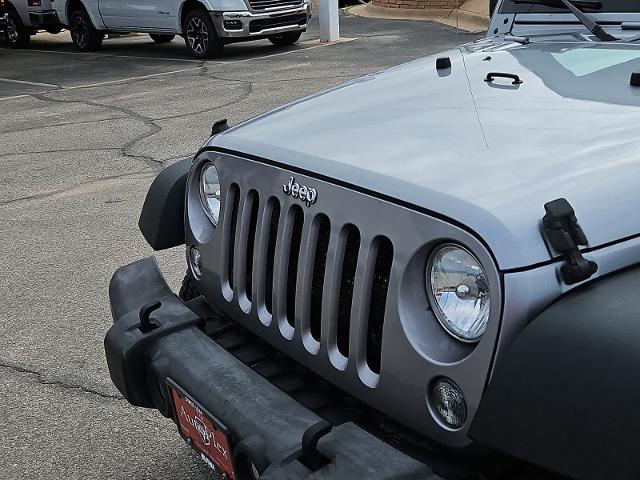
[248,0,303,11]
[248,12,307,33]
[200,152,502,444]
[222,184,394,380]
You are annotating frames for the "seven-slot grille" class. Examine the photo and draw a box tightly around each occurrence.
[222,183,394,377]
[248,0,303,11]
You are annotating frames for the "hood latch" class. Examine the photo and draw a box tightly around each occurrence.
[542,198,598,285]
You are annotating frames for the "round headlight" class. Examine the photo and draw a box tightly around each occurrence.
[426,244,490,342]
[200,163,221,226]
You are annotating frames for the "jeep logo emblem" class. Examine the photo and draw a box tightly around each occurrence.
[282,177,317,207]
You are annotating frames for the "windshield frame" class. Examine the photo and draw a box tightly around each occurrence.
[498,1,640,14]
[488,1,640,40]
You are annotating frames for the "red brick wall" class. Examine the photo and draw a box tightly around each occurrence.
[371,0,460,9]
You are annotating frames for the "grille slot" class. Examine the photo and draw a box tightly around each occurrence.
[245,191,260,303]
[336,225,361,358]
[225,184,240,292]
[264,200,280,315]
[285,206,304,328]
[366,237,393,374]
[310,215,330,342]
[248,0,303,10]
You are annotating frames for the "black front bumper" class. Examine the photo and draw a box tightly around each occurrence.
[106,257,441,479]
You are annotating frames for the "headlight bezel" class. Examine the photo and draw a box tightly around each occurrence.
[199,162,222,227]
[425,242,491,344]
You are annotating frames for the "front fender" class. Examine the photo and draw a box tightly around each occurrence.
[178,0,248,26]
[83,1,107,29]
[470,263,640,480]
[178,0,247,33]
[5,1,29,24]
[53,0,69,25]
[58,0,106,29]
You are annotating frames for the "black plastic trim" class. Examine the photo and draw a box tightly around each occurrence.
[138,156,193,251]
[435,57,452,70]
[484,72,523,85]
[541,198,597,285]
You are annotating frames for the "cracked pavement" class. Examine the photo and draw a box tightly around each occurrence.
[0,14,479,479]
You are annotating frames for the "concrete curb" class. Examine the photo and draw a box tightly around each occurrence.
[348,1,489,33]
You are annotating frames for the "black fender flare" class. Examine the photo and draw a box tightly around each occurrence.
[470,263,640,480]
[138,156,193,250]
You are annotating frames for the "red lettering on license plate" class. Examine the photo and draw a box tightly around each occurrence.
[168,383,235,479]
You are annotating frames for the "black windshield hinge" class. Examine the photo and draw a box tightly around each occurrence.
[542,198,598,285]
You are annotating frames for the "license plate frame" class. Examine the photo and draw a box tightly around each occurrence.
[167,379,236,479]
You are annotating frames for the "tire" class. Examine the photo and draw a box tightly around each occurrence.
[149,33,175,43]
[69,9,103,52]
[182,9,223,59]
[268,31,302,47]
[4,10,30,48]
[179,270,201,302]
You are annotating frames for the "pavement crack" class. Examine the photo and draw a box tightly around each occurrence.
[0,363,123,401]
[0,116,126,135]
[200,66,252,87]
[0,147,122,158]
[31,92,165,169]
[0,169,155,206]
[156,81,253,121]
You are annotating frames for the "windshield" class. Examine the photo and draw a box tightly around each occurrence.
[499,0,640,13]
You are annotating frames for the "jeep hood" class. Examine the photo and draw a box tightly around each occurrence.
[208,40,640,270]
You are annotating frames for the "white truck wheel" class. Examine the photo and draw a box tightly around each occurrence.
[69,8,103,52]
[182,8,223,59]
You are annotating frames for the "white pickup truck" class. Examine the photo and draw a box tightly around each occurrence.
[53,0,312,58]
[2,0,63,47]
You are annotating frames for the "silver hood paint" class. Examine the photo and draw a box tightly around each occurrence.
[208,39,640,270]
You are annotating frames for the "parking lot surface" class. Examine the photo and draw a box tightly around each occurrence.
[0,15,479,479]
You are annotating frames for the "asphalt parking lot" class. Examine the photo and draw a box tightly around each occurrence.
[0,14,479,479]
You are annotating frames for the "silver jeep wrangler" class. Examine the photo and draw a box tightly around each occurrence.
[105,1,640,479]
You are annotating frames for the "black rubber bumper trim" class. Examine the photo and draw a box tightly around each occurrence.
[105,257,438,479]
